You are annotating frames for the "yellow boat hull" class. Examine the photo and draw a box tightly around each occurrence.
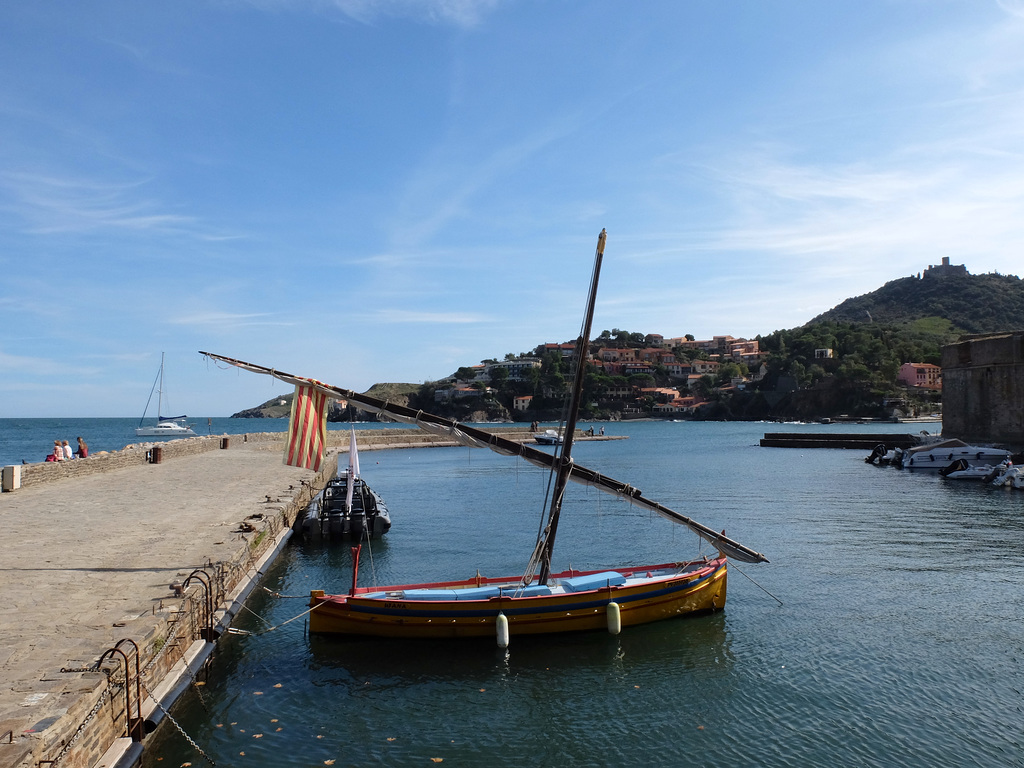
[308,558,727,639]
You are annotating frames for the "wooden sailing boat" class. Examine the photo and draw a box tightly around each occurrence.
[201,230,767,645]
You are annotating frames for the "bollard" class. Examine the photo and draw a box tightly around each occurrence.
[151,446,163,464]
[221,437,230,449]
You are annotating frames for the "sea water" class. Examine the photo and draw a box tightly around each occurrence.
[0,418,401,468]
[18,419,1024,767]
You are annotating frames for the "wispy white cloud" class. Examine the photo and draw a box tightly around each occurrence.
[368,308,489,324]
[700,148,1024,272]
[388,114,581,249]
[240,0,501,28]
[996,0,1024,20]
[641,60,1024,284]
[0,171,194,235]
[170,311,291,329]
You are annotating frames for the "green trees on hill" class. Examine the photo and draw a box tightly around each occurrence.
[814,272,1024,333]
[405,270,1022,421]
[758,318,953,390]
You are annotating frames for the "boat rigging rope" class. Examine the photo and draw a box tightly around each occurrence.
[362,530,378,587]
[354,485,380,587]
[728,560,784,606]
[261,586,310,599]
[242,603,323,636]
[236,601,275,628]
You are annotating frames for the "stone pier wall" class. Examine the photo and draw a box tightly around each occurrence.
[12,427,539,491]
[22,451,335,768]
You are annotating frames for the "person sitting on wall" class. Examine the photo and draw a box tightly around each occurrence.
[62,440,73,460]
[76,436,89,458]
[52,440,63,461]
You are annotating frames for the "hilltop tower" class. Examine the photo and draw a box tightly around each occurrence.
[923,257,968,278]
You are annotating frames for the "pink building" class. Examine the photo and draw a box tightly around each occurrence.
[897,363,941,390]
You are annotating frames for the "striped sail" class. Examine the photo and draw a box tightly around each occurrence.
[285,383,328,471]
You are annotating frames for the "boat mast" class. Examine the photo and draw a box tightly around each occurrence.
[157,352,165,421]
[536,229,606,586]
[138,354,164,428]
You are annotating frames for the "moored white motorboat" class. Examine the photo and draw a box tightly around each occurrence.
[899,439,1010,470]
[938,459,1009,482]
[534,429,563,445]
[300,428,391,539]
[991,464,1024,489]
[865,444,904,466]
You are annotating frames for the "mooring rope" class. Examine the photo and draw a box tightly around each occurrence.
[729,560,784,606]
[229,602,323,636]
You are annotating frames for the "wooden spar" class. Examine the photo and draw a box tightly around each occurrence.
[536,229,606,586]
[199,343,768,563]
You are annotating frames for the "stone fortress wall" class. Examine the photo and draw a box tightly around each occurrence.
[941,331,1024,448]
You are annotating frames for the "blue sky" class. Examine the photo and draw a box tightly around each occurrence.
[3,1,1024,417]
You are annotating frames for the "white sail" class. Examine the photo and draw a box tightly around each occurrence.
[345,426,360,511]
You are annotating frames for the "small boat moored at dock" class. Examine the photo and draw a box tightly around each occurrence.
[300,473,391,539]
[938,458,1010,482]
[898,439,1011,470]
[300,428,391,540]
[534,429,563,445]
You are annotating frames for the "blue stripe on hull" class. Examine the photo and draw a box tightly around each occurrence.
[343,567,720,620]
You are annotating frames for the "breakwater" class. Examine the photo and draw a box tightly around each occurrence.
[8,426,545,491]
[759,432,923,449]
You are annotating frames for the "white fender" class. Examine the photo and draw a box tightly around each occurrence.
[606,601,621,635]
[496,612,509,648]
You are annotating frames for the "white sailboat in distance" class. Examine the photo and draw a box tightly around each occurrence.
[135,353,196,437]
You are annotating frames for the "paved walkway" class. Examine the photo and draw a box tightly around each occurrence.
[0,442,318,765]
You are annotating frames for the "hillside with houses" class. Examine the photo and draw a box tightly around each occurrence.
[404,324,946,423]
[236,259,1021,422]
[420,332,766,421]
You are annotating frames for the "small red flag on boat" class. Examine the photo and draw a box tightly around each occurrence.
[285,383,327,470]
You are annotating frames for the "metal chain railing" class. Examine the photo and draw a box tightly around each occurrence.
[48,525,285,768]
[139,678,216,766]
[49,678,117,766]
